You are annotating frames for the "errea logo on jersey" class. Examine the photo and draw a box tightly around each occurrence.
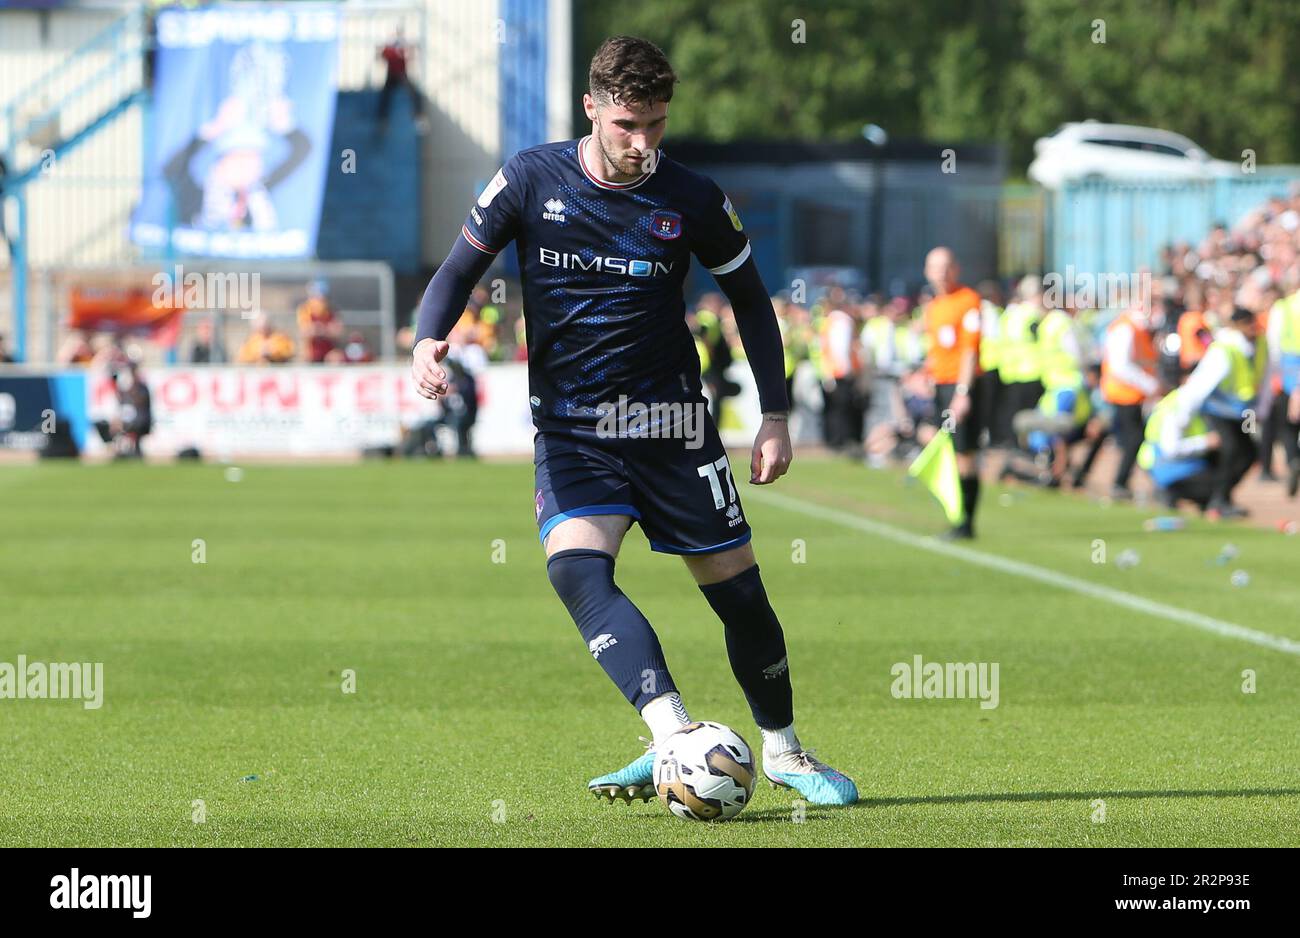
[543,198,567,222]
[539,247,673,277]
[588,634,618,660]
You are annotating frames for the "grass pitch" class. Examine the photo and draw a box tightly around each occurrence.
[2,455,1298,846]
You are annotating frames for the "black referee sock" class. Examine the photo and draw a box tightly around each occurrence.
[698,564,794,730]
[960,474,980,533]
[547,549,677,711]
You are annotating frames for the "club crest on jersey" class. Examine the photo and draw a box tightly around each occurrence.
[650,209,682,240]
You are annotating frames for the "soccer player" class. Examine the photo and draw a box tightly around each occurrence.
[410,36,857,807]
[921,247,984,538]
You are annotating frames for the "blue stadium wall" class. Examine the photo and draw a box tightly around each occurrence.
[317,90,423,274]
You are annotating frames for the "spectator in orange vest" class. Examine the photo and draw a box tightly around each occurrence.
[1176,282,1214,372]
[1101,299,1161,499]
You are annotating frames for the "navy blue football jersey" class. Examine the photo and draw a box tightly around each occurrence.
[460,135,751,430]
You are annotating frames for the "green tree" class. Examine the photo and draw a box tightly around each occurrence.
[572,0,1300,172]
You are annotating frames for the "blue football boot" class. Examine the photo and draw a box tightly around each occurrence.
[588,738,657,804]
[763,748,859,805]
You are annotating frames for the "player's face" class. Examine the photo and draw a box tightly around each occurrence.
[584,94,668,178]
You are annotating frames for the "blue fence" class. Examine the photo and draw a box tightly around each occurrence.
[1052,173,1300,276]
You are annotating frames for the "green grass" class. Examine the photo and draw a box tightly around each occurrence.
[1,456,1298,846]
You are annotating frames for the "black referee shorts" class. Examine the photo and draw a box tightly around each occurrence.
[931,382,981,454]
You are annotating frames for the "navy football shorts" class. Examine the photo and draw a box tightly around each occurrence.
[533,408,753,555]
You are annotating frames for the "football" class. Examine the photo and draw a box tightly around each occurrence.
[653,721,756,821]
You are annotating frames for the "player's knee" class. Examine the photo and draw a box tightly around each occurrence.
[546,548,617,616]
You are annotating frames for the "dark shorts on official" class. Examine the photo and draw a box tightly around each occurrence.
[533,402,752,555]
[930,382,981,454]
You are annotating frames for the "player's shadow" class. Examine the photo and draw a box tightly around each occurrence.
[627,787,1300,825]
[860,787,1300,808]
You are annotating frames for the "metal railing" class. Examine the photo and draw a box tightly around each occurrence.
[1,6,145,187]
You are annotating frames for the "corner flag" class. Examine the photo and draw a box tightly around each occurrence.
[908,431,965,525]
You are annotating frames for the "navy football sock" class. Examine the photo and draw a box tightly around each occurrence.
[546,548,677,711]
[698,564,794,730]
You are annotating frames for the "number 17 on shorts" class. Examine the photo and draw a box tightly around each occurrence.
[697,454,738,510]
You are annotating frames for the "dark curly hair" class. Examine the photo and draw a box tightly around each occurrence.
[588,36,678,109]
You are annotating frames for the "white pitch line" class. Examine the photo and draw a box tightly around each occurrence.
[748,488,1300,658]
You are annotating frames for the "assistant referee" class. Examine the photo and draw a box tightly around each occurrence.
[922,246,983,539]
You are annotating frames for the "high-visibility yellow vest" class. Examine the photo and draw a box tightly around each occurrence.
[863,315,891,357]
[862,316,896,373]
[979,301,1003,373]
[782,320,811,378]
[1037,377,1091,427]
[899,320,926,368]
[781,323,797,378]
[807,311,827,380]
[1281,292,1300,355]
[1037,309,1082,391]
[1138,388,1208,471]
[999,302,1042,383]
[696,309,721,346]
[1278,291,1300,393]
[1208,336,1265,412]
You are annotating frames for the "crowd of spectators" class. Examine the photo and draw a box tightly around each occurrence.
[33,185,1300,490]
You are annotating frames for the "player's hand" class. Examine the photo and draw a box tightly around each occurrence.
[948,391,972,426]
[750,415,792,484]
[412,338,450,399]
[1288,389,1300,425]
[1204,430,1222,450]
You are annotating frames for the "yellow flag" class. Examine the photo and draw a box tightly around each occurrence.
[908,431,965,525]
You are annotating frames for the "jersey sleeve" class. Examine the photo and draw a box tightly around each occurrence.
[460,156,523,255]
[689,179,752,276]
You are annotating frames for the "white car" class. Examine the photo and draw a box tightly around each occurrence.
[1028,121,1239,188]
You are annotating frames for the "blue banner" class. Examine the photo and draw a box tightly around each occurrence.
[0,373,89,452]
[131,6,339,259]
